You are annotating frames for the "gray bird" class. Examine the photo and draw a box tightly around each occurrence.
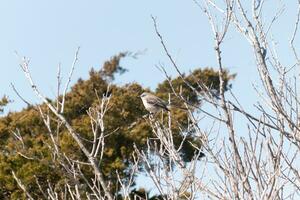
[140,92,170,114]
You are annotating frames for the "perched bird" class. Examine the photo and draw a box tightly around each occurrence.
[140,92,170,114]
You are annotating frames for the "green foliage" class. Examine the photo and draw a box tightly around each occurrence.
[0,54,235,199]
[156,68,235,106]
[100,52,128,81]
[0,96,11,114]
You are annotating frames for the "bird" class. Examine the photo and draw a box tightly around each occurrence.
[140,92,170,114]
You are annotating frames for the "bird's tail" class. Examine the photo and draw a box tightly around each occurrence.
[167,104,188,111]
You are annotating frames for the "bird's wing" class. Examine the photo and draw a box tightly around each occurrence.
[146,96,169,111]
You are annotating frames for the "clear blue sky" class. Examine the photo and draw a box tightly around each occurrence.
[0,0,298,193]
[0,0,296,112]
[0,0,216,111]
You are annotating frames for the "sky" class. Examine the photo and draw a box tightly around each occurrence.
[0,1,296,112]
[0,0,213,110]
[0,0,299,195]
[0,0,241,111]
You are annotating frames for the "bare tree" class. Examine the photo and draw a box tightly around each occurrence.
[137,0,300,199]
[13,50,118,200]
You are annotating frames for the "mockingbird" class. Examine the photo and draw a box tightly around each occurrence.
[140,92,170,114]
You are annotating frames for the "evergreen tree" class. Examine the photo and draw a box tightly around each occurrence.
[0,53,235,199]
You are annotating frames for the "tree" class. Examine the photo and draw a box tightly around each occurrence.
[0,96,10,114]
[4,0,297,199]
[0,52,234,199]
